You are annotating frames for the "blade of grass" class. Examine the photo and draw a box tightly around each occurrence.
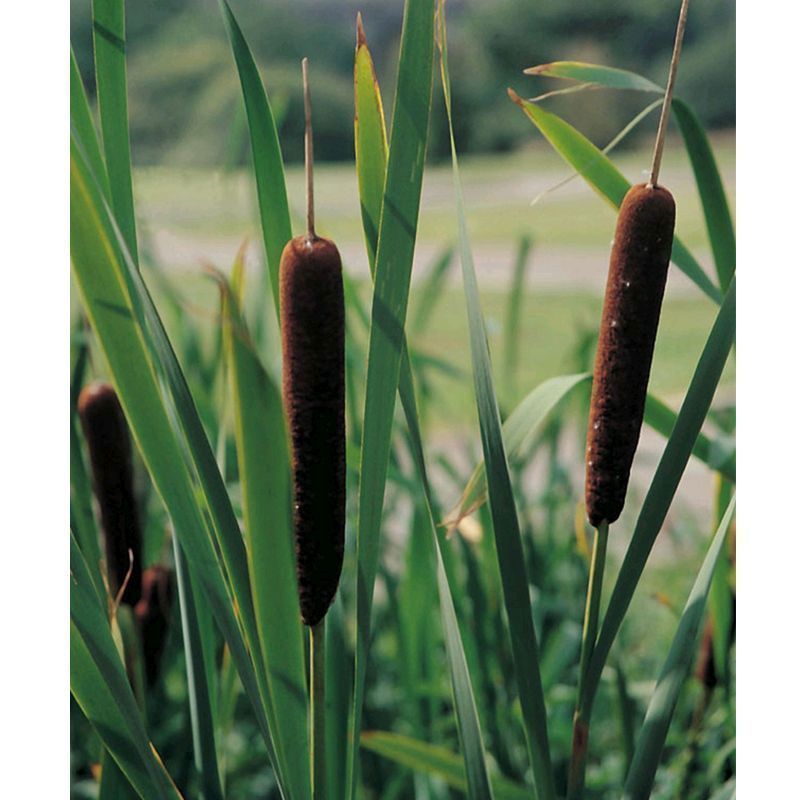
[583,276,736,718]
[221,275,310,800]
[91,0,138,263]
[439,6,555,798]
[444,373,590,532]
[71,137,288,793]
[349,1,436,796]
[71,534,182,800]
[362,732,529,800]
[525,61,662,92]
[173,540,224,800]
[218,0,292,317]
[508,93,721,304]
[622,496,736,799]
[70,47,110,199]
[672,99,736,292]
[412,245,456,335]
[503,235,533,399]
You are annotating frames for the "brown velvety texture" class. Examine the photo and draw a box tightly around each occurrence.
[279,235,345,626]
[77,382,143,605]
[134,566,173,686]
[585,183,676,527]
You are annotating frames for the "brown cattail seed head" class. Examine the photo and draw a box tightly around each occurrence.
[134,566,173,686]
[694,619,717,690]
[280,235,345,627]
[77,382,143,605]
[585,184,676,528]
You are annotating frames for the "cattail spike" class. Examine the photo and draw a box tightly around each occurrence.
[77,382,143,605]
[585,184,675,528]
[134,565,173,686]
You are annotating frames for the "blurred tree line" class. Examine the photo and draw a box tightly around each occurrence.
[71,0,734,166]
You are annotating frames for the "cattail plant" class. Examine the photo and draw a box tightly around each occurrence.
[279,57,345,800]
[569,2,688,797]
[134,565,173,686]
[77,381,142,606]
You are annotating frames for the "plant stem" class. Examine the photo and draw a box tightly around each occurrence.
[567,520,609,800]
[649,0,690,187]
[302,57,315,239]
[310,619,326,800]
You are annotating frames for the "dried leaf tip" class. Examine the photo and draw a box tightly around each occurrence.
[523,63,551,76]
[356,11,367,47]
[507,87,524,106]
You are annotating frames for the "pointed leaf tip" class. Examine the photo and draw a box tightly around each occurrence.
[507,87,523,106]
[356,11,366,47]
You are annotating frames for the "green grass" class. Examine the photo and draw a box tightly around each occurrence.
[133,133,734,249]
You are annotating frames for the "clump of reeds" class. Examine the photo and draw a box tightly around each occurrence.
[78,381,142,605]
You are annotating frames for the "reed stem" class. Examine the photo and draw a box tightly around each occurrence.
[310,619,326,800]
[567,520,609,800]
[302,57,315,239]
[649,0,690,187]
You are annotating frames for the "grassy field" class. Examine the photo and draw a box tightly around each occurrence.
[136,133,735,432]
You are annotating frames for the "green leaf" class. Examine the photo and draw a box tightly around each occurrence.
[583,276,736,714]
[644,393,735,482]
[70,47,110,199]
[509,93,722,304]
[672,99,736,292]
[525,61,662,93]
[70,137,285,790]
[623,496,736,799]
[503,235,533,397]
[92,0,138,262]
[71,535,181,800]
[411,245,455,336]
[444,373,590,532]
[221,276,311,800]
[350,1,436,796]
[218,0,292,316]
[440,7,554,798]
[172,541,225,800]
[354,13,388,270]
[361,732,530,800]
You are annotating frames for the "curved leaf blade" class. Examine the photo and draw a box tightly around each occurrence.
[623,496,736,799]
[524,61,662,93]
[440,7,554,798]
[508,93,722,304]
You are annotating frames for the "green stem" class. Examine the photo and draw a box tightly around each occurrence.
[310,619,326,800]
[567,520,609,800]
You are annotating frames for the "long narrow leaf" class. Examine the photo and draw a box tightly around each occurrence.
[92,0,138,262]
[508,93,722,304]
[623,496,736,799]
[353,16,493,797]
[218,0,293,315]
[362,731,530,800]
[672,99,736,292]
[439,7,555,798]
[350,1,436,796]
[173,541,225,800]
[525,61,662,92]
[584,277,736,713]
[221,277,310,800]
[70,47,110,199]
